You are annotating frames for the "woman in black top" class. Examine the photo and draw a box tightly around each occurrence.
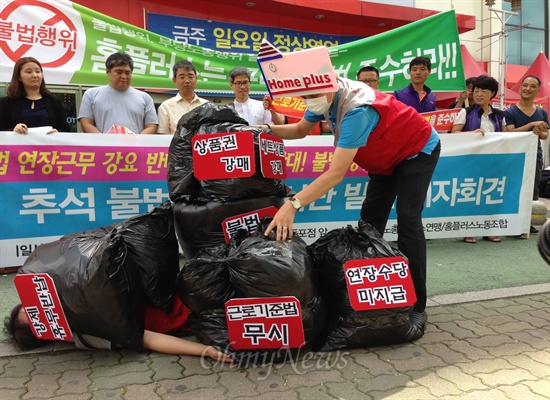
[0,57,69,134]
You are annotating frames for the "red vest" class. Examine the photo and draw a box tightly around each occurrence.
[353,91,433,175]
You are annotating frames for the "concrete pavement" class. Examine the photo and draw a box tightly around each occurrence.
[1,286,549,399]
[1,213,550,399]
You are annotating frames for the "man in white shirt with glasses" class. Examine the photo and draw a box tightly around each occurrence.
[228,66,284,126]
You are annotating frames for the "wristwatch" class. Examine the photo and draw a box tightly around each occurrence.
[289,196,302,211]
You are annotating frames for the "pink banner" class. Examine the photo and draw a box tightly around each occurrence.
[285,146,369,179]
[1,145,168,182]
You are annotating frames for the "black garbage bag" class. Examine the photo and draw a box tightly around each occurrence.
[173,195,286,259]
[167,104,247,201]
[61,202,180,313]
[308,220,423,351]
[112,201,180,313]
[226,221,325,344]
[19,230,145,350]
[226,228,315,301]
[175,243,235,313]
[309,221,403,294]
[167,102,293,202]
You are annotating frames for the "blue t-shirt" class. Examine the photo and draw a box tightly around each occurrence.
[504,105,549,162]
[304,93,439,156]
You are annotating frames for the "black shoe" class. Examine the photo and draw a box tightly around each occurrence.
[530,226,539,234]
[410,311,428,333]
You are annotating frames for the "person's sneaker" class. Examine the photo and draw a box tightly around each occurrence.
[410,311,428,333]
[530,226,539,234]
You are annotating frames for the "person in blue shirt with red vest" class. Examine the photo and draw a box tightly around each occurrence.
[263,77,440,332]
[393,56,437,113]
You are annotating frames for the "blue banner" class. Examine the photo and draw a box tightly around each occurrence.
[0,132,536,267]
[147,13,364,53]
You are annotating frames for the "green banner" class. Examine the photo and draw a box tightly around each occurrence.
[70,3,463,93]
[328,10,465,92]
[0,1,463,94]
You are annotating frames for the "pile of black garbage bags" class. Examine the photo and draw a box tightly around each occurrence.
[18,103,424,361]
[19,201,180,351]
[168,102,294,258]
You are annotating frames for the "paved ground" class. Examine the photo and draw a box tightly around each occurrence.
[1,202,549,399]
[0,289,549,400]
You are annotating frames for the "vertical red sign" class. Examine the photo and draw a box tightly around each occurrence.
[259,132,286,179]
[343,257,417,311]
[14,273,73,341]
[225,296,305,350]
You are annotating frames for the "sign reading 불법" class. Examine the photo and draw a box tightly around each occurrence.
[259,132,286,180]
[225,296,305,350]
[192,132,255,180]
[14,273,72,341]
[344,257,417,312]
[222,206,279,243]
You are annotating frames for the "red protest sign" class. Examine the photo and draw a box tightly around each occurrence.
[420,109,461,132]
[343,257,417,312]
[259,132,286,179]
[192,132,255,180]
[270,97,307,119]
[225,296,305,350]
[222,206,279,243]
[14,273,72,341]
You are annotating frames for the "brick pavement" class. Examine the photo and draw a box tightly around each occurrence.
[1,291,549,400]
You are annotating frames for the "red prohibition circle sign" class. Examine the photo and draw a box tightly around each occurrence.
[0,0,77,68]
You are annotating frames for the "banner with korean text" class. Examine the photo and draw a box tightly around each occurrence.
[147,13,363,53]
[0,131,536,268]
[0,0,464,94]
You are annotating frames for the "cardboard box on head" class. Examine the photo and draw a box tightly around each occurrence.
[257,40,339,99]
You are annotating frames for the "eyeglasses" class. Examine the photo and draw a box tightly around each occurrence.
[232,80,250,87]
[360,79,379,85]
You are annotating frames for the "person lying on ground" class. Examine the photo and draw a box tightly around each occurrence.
[4,298,232,363]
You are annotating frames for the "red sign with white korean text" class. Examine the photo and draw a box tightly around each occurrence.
[222,206,279,243]
[225,296,305,350]
[343,257,417,311]
[420,109,461,132]
[14,273,72,341]
[259,132,286,180]
[192,132,255,180]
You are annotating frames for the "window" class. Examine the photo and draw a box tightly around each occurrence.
[504,0,549,65]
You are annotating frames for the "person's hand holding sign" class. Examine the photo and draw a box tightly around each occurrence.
[263,94,274,110]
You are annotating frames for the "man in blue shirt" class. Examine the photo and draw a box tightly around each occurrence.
[504,75,549,234]
[393,56,436,113]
